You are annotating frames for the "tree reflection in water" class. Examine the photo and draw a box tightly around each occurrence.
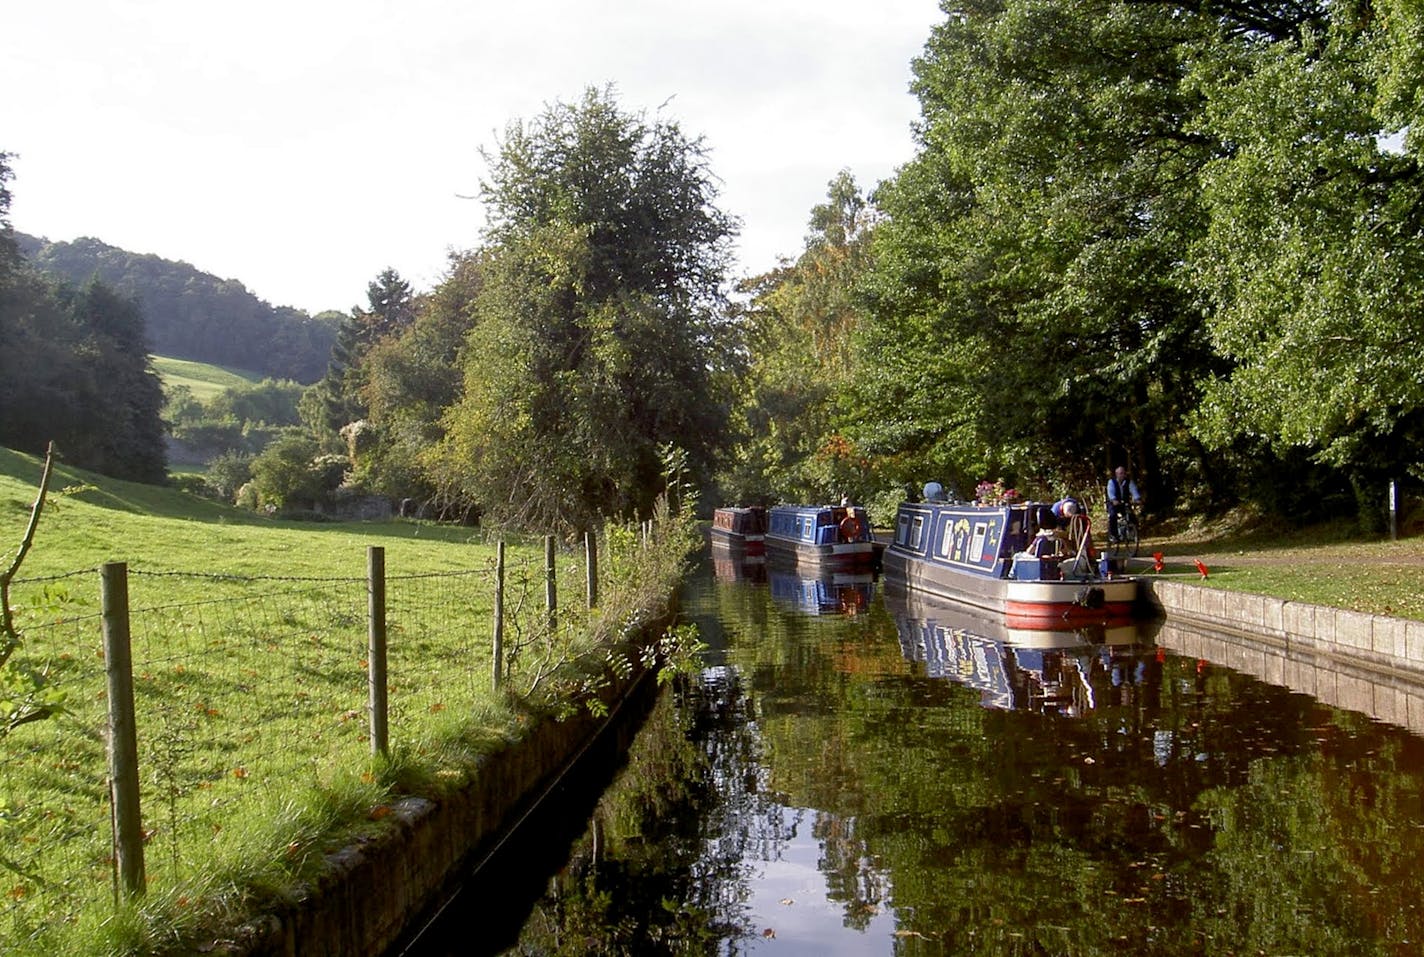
[492,558,1424,956]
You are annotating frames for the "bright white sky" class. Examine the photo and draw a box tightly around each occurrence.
[4,1,942,316]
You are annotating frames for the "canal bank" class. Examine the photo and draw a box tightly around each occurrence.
[1144,576,1424,733]
[214,659,660,957]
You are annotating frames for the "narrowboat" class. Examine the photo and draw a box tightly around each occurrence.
[764,503,877,567]
[710,506,767,555]
[881,499,1141,626]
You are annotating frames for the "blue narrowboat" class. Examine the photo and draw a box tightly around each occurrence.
[764,504,876,567]
[881,499,1140,626]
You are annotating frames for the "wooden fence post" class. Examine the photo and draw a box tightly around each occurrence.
[585,530,598,609]
[101,561,145,900]
[367,546,388,757]
[545,534,557,631]
[492,540,505,691]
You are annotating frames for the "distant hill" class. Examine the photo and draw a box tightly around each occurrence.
[15,233,341,383]
[151,355,266,402]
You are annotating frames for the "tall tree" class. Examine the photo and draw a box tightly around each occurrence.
[0,152,19,281]
[722,172,877,505]
[429,87,737,531]
[60,280,168,482]
[859,0,1220,506]
[1186,4,1424,518]
[355,252,484,503]
[308,266,419,437]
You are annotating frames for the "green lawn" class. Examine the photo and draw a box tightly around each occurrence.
[1133,511,1424,621]
[151,355,267,401]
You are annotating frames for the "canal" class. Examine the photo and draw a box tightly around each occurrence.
[405,546,1424,955]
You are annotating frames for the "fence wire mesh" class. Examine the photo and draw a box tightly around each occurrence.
[0,540,600,947]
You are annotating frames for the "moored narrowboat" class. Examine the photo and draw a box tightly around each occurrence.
[764,503,877,567]
[710,506,767,555]
[881,499,1141,625]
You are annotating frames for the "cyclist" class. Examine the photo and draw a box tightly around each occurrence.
[1106,466,1142,544]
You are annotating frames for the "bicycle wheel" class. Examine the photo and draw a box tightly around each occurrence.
[1121,515,1140,558]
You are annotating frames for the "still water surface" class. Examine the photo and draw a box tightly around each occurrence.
[429,548,1424,955]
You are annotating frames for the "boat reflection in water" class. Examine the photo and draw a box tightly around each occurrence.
[709,538,768,585]
[767,561,876,617]
[884,580,1161,716]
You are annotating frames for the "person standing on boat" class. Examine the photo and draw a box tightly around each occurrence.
[1107,466,1142,543]
[838,508,866,543]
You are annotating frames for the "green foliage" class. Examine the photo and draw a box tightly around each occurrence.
[348,253,482,505]
[165,374,305,469]
[1187,20,1424,493]
[0,269,168,483]
[858,0,1216,507]
[205,450,253,502]
[781,0,1424,525]
[0,151,20,280]
[430,87,736,532]
[307,267,422,449]
[247,431,330,510]
[721,172,878,506]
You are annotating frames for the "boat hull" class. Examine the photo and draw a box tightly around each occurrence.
[709,527,765,556]
[882,548,1136,624]
[763,536,876,567]
[710,506,768,555]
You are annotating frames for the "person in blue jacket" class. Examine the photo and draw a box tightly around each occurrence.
[1106,466,1142,543]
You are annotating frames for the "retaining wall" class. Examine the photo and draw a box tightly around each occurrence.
[1143,578,1424,734]
[213,666,654,957]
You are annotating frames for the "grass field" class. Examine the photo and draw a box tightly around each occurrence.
[0,447,695,955]
[151,355,267,401]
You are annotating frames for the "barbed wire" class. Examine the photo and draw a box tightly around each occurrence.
[10,568,97,585]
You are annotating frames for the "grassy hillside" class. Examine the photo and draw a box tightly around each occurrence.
[0,445,492,577]
[151,354,267,401]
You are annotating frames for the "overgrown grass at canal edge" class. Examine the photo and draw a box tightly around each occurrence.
[0,447,701,955]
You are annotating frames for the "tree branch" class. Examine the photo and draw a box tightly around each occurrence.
[0,442,56,667]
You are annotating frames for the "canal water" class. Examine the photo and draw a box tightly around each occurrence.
[408,546,1424,956]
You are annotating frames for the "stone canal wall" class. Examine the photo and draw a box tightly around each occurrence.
[223,665,654,957]
[1143,579,1424,735]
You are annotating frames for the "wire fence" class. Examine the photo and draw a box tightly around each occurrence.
[0,538,597,948]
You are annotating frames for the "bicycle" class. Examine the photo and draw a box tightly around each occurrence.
[1106,500,1140,559]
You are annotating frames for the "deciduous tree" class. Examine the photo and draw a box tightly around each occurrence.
[430,87,736,531]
